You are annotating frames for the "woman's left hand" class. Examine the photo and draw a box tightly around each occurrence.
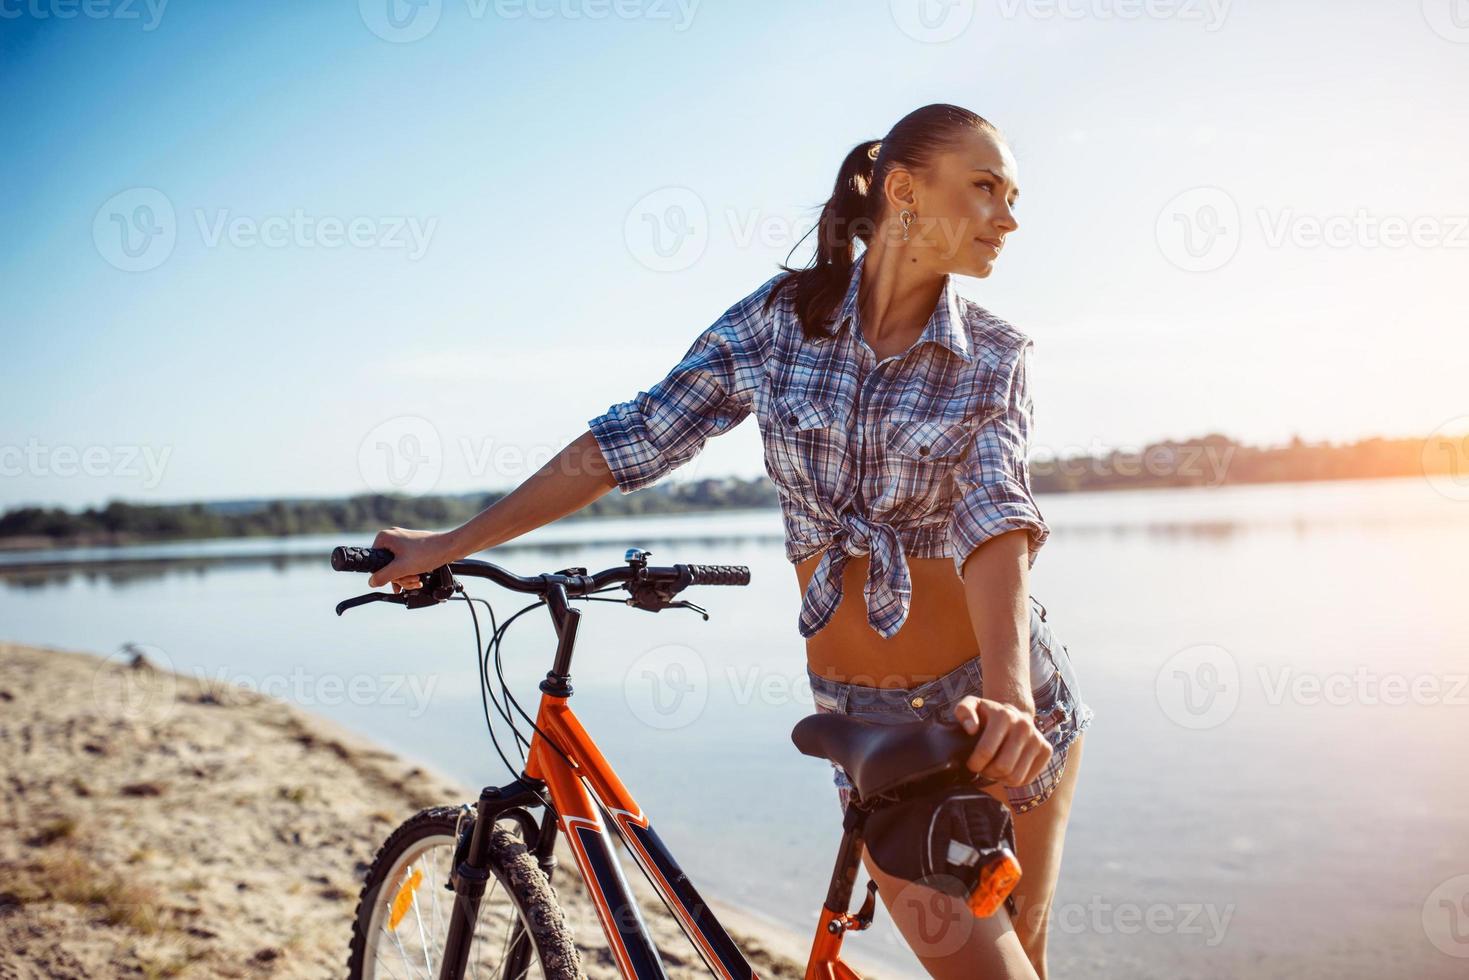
[951,695,1052,788]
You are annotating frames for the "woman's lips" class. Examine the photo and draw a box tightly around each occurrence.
[978,238,1002,253]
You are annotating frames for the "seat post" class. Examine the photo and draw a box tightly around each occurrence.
[823,801,870,913]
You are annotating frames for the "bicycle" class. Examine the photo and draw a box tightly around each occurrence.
[332,544,1023,980]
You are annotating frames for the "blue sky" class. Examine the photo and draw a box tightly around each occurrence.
[2,0,1466,509]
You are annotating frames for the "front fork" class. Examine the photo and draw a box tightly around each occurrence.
[438,778,558,980]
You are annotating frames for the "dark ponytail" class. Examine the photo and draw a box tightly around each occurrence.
[764,103,1002,341]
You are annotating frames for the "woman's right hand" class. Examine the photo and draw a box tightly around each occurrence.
[951,695,1053,789]
[365,527,459,592]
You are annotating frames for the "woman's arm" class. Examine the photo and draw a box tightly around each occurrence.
[960,528,1033,713]
[947,337,1053,787]
[366,429,617,589]
[952,530,1053,790]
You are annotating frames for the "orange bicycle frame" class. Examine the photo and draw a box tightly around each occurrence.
[523,687,867,980]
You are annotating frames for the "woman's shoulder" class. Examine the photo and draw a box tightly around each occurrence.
[956,296,1034,359]
[709,269,793,352]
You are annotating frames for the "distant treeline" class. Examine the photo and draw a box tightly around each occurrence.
[0,433,1450,549]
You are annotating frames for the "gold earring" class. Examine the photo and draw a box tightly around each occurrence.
[900,209,914,242]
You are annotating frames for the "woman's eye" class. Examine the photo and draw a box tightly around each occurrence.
[973,181,993,192]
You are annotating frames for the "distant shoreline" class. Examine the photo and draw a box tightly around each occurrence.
[0,432,1449,553]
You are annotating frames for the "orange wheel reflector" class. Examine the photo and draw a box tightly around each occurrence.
[388,867,424,930]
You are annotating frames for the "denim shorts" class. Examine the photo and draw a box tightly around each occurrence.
[807,595,1094,815]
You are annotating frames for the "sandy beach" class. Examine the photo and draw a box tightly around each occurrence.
[0,641,813,979]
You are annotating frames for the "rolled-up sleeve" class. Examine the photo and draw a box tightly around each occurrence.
[949,339,1050,578]
[588,278,775,494]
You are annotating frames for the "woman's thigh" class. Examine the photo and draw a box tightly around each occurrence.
[1005,731,1086,946]
[859,847,1039,980]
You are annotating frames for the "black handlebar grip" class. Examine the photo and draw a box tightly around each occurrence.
[331,546,395,573]
[684,564,751,586]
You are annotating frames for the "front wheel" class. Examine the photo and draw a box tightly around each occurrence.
[347,805,583,980]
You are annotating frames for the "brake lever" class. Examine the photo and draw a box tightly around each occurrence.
[335,565,460,616]
[336,592,408,616]
[669,599,709,620]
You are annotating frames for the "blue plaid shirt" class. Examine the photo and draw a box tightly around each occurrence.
[587,251,1050,639]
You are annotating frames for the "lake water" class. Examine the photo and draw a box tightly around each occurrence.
[4,476,1467,979]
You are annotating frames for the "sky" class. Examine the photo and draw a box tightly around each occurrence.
[1,0,1466,510]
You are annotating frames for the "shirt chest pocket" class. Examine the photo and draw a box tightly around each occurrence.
[886,417,973,462]
[765,393,841,489]
[881,417,973,509]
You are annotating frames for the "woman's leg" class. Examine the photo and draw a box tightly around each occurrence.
[867,733,1085,979]
[860,847,1038,979]
[1001,732,1086,978]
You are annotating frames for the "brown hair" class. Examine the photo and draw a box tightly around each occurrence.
[763,103,1002,340]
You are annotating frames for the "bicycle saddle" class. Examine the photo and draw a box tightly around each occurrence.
[790,713,978,801]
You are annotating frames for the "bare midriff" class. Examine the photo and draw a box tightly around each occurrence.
[796,551,981,689]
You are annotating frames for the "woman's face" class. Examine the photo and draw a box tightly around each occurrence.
[890,127,1021,279]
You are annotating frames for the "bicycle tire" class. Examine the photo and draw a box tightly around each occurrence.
[347,805,584,980]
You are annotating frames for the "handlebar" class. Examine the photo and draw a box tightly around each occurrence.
[328,544,750,617]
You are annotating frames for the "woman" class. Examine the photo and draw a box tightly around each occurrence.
[367,103,1094,979]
